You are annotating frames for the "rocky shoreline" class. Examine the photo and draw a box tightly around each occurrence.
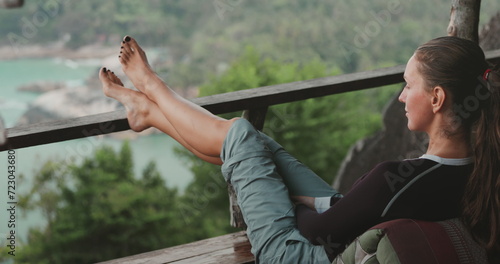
[5,43,164,138]
[0,44,117,60]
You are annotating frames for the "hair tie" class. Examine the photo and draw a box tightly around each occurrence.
[483,69,492,81]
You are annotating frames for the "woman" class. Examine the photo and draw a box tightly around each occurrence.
[100,36,499,263]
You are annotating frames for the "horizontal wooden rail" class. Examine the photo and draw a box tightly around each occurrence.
[1,48,499,151]
[0,65,403,151]
[0,0,24,8]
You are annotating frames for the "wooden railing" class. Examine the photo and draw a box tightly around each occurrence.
[3,48,499,152]
[2,49,500,263]
[1,64,407,151]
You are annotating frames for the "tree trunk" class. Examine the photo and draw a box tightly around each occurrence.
[447,0,482,42]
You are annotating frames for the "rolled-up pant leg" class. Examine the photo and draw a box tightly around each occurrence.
[259,132,340,197]
[220,119,331,263]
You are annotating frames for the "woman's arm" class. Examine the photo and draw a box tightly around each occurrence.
[295,162,399,246]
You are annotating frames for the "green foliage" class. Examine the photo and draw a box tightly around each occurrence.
[0,0,498,88]
[13,142,187,264]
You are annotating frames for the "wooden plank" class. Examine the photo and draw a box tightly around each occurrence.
[1,110,129,151]
[0,0,23,8]
[191,64,406,114]
[172,246,253,264]
[228,183,247,229]
[2,48,499,152]
[97,231,253,264]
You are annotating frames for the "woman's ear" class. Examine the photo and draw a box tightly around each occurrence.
[431,86,447,113]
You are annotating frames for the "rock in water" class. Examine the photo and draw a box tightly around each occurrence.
[16,86,122,126]
[17,81,66,93]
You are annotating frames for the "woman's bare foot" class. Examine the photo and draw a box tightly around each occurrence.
[99,67,223,164]
[99,67,152,132]
[119,35,160,95]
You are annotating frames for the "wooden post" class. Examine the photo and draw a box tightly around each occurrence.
[228,183,246,228]
[228,107,269,228]
[0,0,24,8]
[242,107,268,131]
[0,117,6,147]
[447,0,481,42]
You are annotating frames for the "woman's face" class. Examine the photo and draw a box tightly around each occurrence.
[399,55,435,132]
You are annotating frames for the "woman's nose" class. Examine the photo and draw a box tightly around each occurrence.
[398,89,406,103]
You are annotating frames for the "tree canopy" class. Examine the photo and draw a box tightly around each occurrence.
[7,143,186,263]
[1,0,498,89]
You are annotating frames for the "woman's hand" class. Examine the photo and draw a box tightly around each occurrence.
[291,196,315,210]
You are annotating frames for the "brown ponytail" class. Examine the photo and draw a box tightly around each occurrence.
[463,66,500,263]
[414,36,500,262]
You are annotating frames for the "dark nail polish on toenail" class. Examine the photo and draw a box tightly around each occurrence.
[125,36,131,42]
[121,46,123,49]
[103,67,107,72]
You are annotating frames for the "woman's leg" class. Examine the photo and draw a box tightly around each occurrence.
[259,132,339,198]
[99,68,222,165]
[111,37,331,262]
[118,36,230,157]
[221,119,330,263]
[117,35,337,196]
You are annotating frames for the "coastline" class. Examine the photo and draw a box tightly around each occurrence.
[0,43,118,60]
[0,43,164,139]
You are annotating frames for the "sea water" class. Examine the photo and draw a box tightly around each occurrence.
[0,58,194,242]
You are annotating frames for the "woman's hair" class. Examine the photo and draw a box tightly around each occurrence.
[414,36,500,262]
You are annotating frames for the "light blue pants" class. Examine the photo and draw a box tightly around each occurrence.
[220,119,339,263]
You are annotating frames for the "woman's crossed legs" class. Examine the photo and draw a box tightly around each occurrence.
[100,36,338,263]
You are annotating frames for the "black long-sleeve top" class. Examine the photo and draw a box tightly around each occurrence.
[296,154,474,259]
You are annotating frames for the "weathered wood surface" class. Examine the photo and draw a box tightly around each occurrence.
[0,0,23,8]
[97,231,254,264]
[1,110,130,151]
[228,183,247,229]
[2,48,499,152]
[242,107,268,131]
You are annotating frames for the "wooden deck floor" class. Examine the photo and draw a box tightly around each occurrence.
[97,231,254,264]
